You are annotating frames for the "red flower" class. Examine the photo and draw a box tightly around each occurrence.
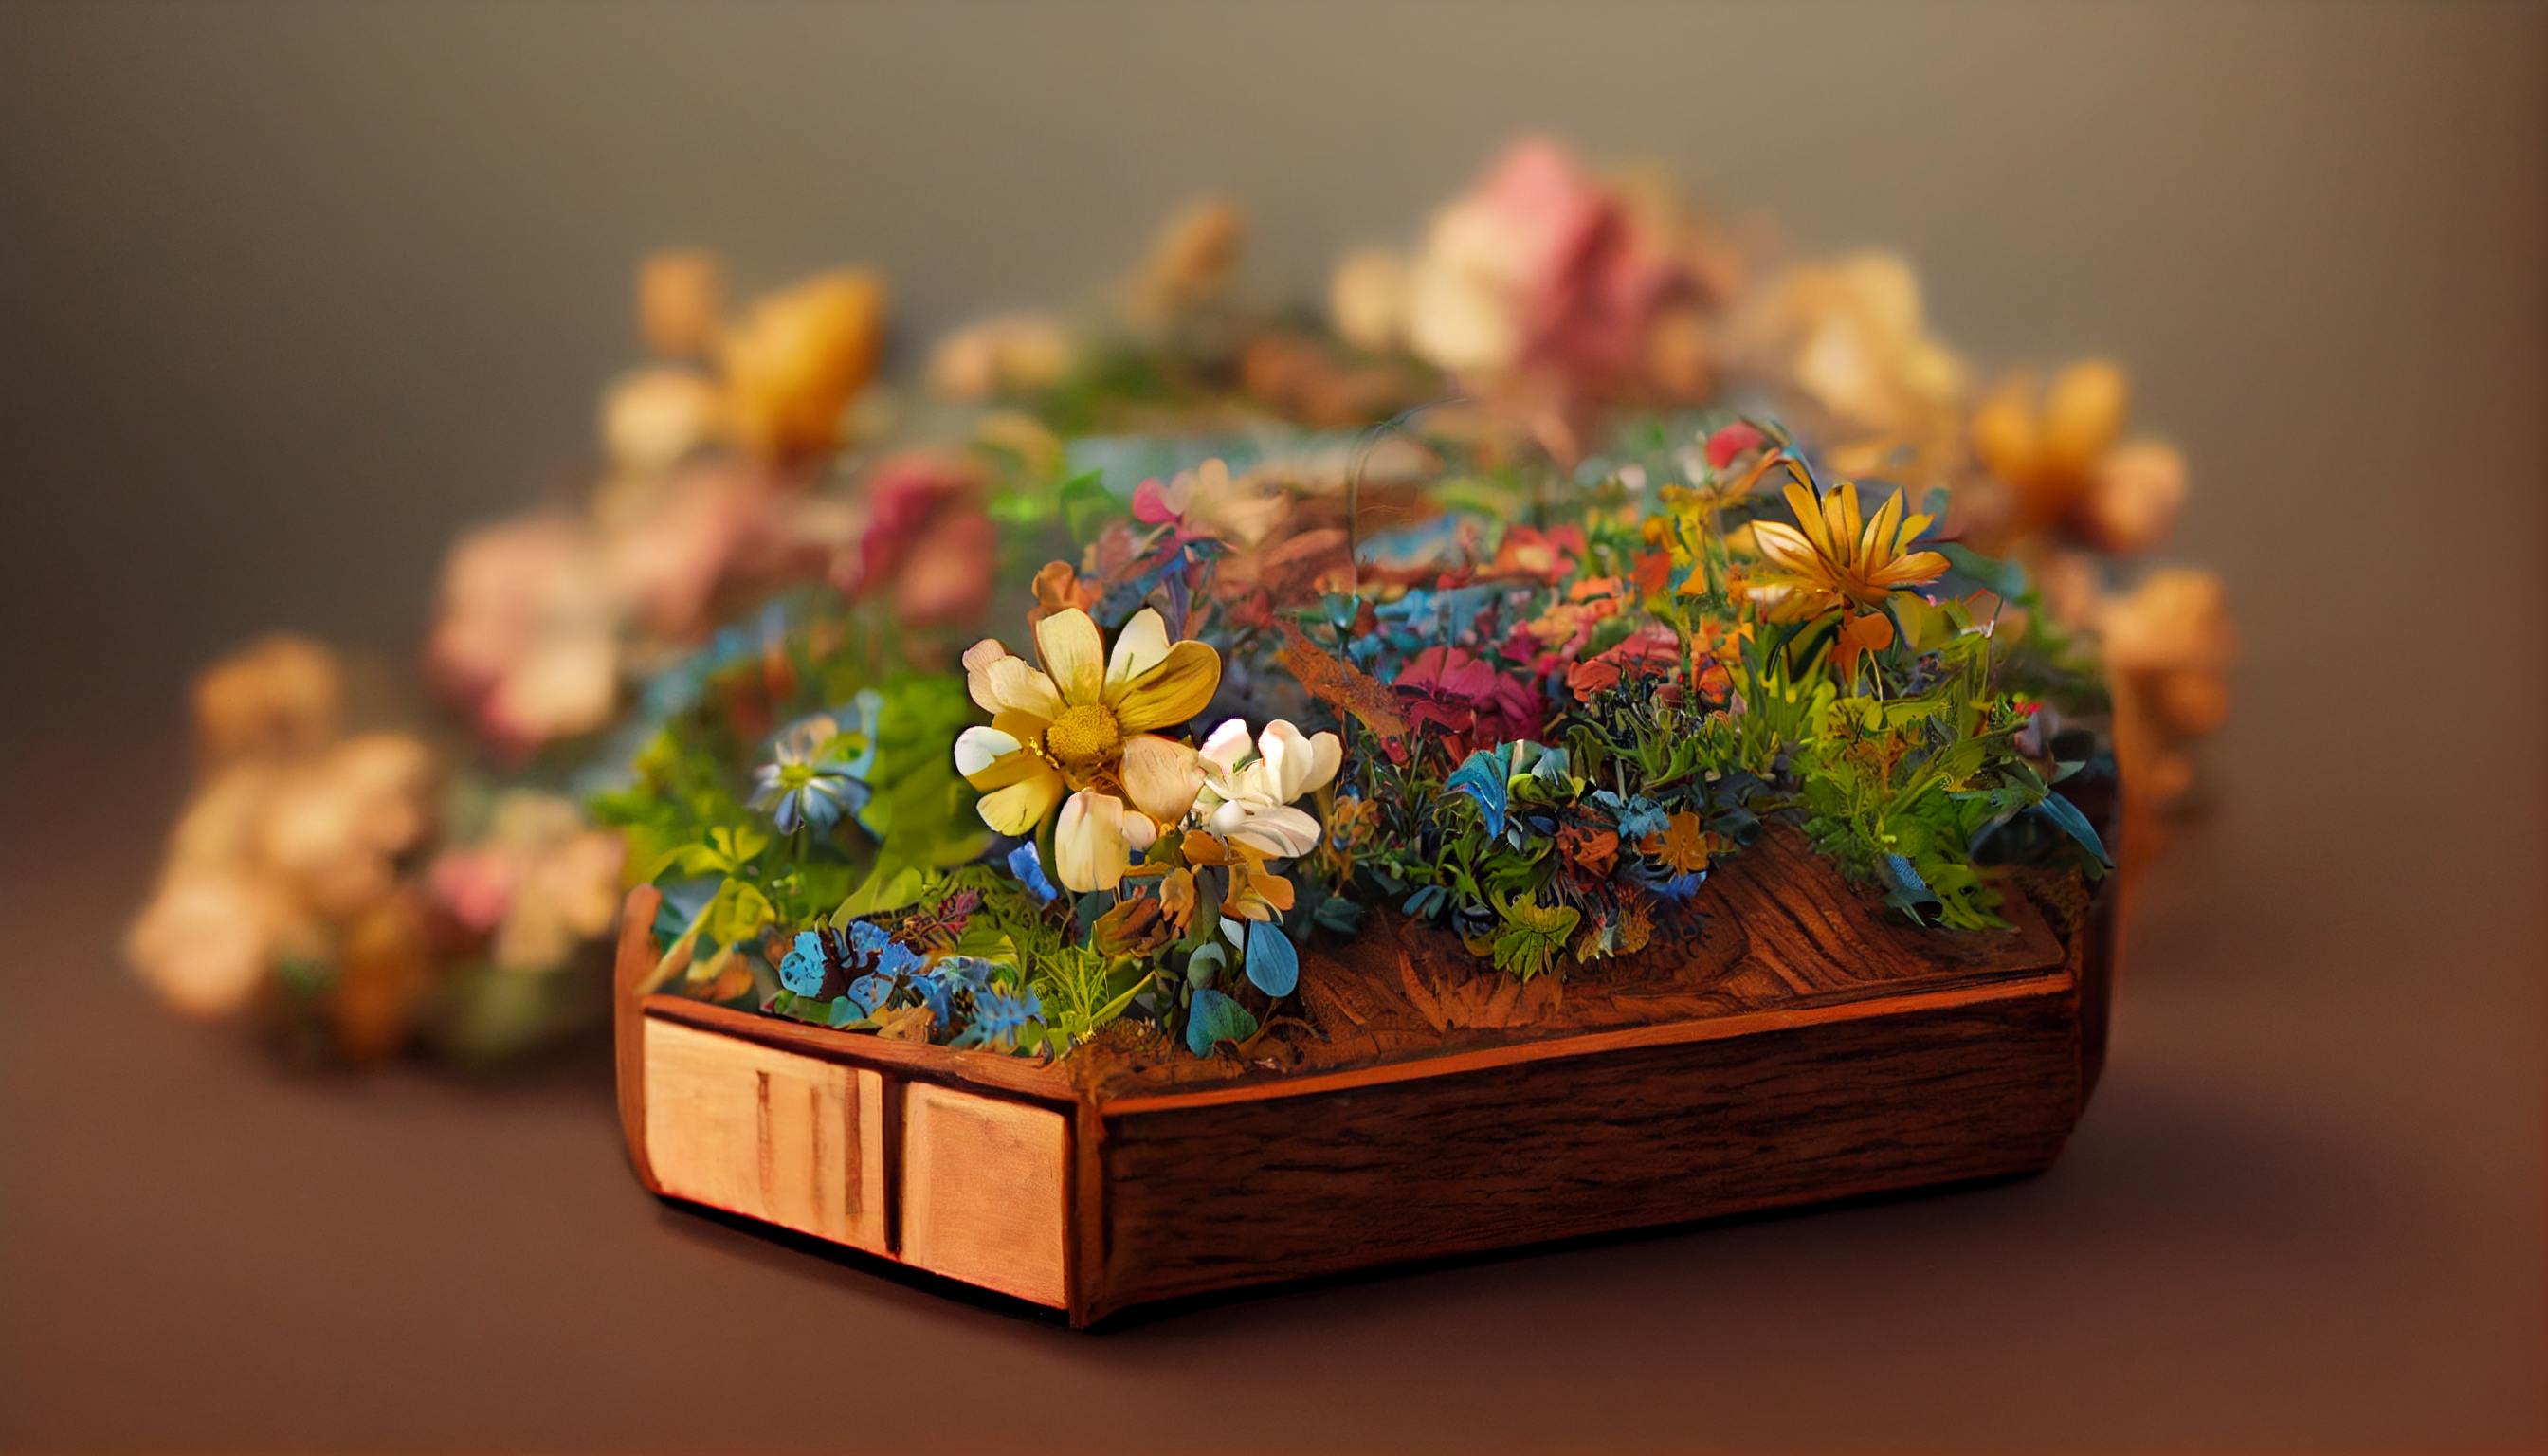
[1566,623,1694,703]
[1703,422,1766,470]
[1394,646,1544,756]
[839,454,995,628]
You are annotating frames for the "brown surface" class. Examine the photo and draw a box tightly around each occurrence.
[1,2,2542,1450]
[1054,826,2077,1097]
[1091,972,2084,1324]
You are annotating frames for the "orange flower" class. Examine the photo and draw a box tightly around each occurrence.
[1748,475,1949,622]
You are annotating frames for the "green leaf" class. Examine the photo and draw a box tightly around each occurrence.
[834,864,929,922]
[1184,987,1259,1056]
[701,878,775,949]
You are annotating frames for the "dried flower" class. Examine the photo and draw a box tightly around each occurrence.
[841,454,997,628]
[1394,646,1544,755]
[600,366,724,477]
[1131,198,1244,326]
[1329,248,1411,354]
[428,515,620,752]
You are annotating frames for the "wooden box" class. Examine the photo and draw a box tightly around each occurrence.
[614,836,2116,1328]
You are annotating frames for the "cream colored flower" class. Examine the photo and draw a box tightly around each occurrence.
[1195,719,1340,858]
[953,608,1221,892]
[191,635,343,766]
[1131,198,1244,327]
[927,314,1074,401]
[1329,249,1411,355]
[600,366,724,476]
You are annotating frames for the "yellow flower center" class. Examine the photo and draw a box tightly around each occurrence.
[1044,703,1122,768]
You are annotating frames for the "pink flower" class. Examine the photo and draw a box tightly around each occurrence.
[1393,646,1544,757]
[839,453,997,629]
[1703,422,1766,470]
[1405,140,1686,446]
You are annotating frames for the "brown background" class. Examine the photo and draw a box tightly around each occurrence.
[2,2,2543,1450]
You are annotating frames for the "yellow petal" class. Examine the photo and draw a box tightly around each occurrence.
[1895,513,1935,556]
[1119,733,1204,825]
[1859,489,1903,569]
[1034,608,1106,708]
[961,639,1012,714]
[1828,482,1863,566]
[983,656,1064,721]
[975,762,1064,835]
[1871,549,1951,588]
[1751,519,1820,575]
[1782,479,1833,559]
[1110,639,1222,733]
[1103,609,1174,702]
[1054,789,1132,892]
[2042,359,2127,478]
[953,725,1021,780]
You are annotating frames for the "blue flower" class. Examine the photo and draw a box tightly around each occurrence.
[750,714,872,833]
[1005,843,1060,903]
[776,931,831,997]
[952,982,1043,1051]
[846,919,921,978]
[1594,790,1671,843]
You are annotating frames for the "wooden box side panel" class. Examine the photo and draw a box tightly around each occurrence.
[1091,982,2083,1318]
[643,1018,888,1254]
[901,1084,1071,1309]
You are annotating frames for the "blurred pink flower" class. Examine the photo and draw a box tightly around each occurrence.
[1405,139,1685,453]
[836,453,997,628]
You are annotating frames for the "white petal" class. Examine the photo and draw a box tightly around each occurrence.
[1199,717,1254,774]
[1054,789,1131,892]
[1228,804,1322,858]
[1303,732,1343,795]
[954,725,1022,778]
[1257,720,1318,803]
[1120,811,1159,851]
[1105,608,1174,699]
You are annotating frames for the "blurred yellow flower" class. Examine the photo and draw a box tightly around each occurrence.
[1972,359,2188,554]
[1131,198,1244,328]
[952,608,1222,892]
[719,270,885,463]
[638,249,723,359]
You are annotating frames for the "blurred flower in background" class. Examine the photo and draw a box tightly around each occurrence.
[123,136,2232,1066]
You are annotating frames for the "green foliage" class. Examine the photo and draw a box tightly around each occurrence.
[1490,892,1579,981]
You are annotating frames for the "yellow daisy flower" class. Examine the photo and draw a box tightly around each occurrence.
[951,607,1221,892]
[1747,476,1949,623]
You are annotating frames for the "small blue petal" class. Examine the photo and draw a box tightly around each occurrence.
[1005,843,1060,903]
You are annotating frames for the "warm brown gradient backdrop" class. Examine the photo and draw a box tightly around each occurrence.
[3,2,2543,1450]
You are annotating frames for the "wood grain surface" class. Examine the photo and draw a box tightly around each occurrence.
[614,841,2108,1326]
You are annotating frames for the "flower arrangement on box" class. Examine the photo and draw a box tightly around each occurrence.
[126,138,2230,1071]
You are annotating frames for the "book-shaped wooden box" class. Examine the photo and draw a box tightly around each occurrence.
[613,829,2115,1328]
